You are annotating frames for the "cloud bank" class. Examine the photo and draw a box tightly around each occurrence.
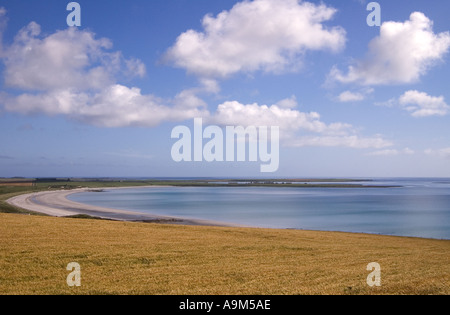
[0,5,390,150]
[207,100,392,149]
[0,17,207,127]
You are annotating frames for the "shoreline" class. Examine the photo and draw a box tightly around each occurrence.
[6,187,244,228]
[6,186,449,241]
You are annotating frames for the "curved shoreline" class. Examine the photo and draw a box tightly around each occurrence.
[6,187,243,227]
[6,186,450,240]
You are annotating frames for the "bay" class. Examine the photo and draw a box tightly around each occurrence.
[68,178,450,240]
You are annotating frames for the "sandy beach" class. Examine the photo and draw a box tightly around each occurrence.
[6,187,237,227]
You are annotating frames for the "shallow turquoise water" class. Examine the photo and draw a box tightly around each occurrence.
[68,178,450,239]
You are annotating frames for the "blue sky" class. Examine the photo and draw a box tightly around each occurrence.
[1,0,450,178]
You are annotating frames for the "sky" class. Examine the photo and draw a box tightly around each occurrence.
[0,0,450,178]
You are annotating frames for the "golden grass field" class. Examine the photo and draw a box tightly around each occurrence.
[0,212,449,295]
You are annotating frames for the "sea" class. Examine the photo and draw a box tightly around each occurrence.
[68,178,450,240]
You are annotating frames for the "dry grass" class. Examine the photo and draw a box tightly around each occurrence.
[0,183,34,187]
[0,213,449,295]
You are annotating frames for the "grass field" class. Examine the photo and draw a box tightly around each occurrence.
[0,181,449,295]
[0,212,449,295]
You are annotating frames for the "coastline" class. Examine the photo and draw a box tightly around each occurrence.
[5,184,449,240]
[6,187,243,228]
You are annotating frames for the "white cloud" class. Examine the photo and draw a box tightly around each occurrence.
[338,91,365,102]
[1,85,208,128]
[403,148,415,155]
[330,12,450,85]
[291,136,392,149]
[276,95,298,109]
[399,90,449,117]
[209,101,351,135]
[374,98,397,108]
[207,100,392,149]
[368,149,398,156]
[173,89,208,110]
[124,58,147,78]
[375,91,449,117]
[173,79,220,110]
[3,22,145,91]
[105,150,154,160]
[166,0,346,78]
[337,88,373,103]
[367,148,415,156]
[0,20,209,128]
[425,148,450,159]
[0,8,392,152]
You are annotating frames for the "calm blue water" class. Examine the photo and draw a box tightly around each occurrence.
[68,178,450,240]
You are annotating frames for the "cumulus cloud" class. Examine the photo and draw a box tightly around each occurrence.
[207,100,392,149]
[209,101,351,135]
[399,90,449,117]
[0,9,391,151]
[0,19,210,127]
[375,91,449,117]
[329,12,450,85]
[165,0,346,78]
[0,85,208,128]
[3,22,146,91]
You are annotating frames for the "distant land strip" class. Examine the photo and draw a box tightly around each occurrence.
[0,177,400,189]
